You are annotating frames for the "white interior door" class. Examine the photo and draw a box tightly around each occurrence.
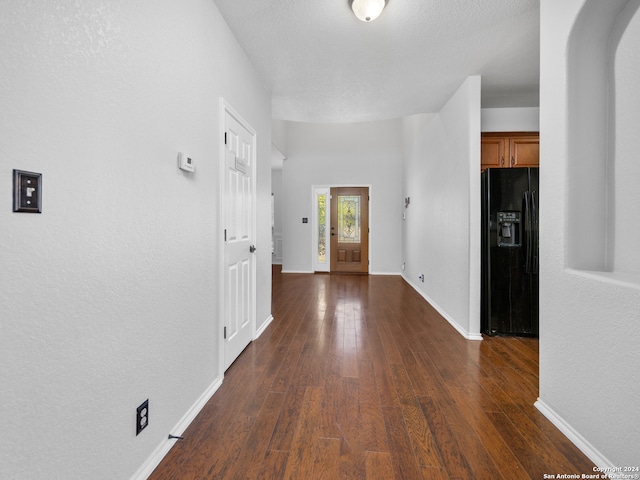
[223,109,255,371]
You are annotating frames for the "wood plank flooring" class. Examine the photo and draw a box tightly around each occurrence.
[149,268,594,479]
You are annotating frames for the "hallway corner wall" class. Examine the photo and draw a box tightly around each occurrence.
[401,76,482,339]
[539,0,640,466]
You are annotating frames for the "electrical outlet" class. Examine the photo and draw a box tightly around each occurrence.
[136,399,149,436]
[418,273,425,283]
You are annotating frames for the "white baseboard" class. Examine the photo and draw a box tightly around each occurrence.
[255,314,274,339]
[534,398,615,470]
[130,376,224,480]
[280,270,402,275]
[401,273,482,341]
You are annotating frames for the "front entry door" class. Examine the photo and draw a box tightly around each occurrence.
[223,109,256,371]
[330,187,369,274]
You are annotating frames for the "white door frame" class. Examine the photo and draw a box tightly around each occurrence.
[218,98,257,377]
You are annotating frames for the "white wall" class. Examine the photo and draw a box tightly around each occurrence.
[481,107,539,132]
[538,0,640,467]
[271,121,286,264]
[282,120,403,274]
[272,168,283,264]
[610,1,640,276]
[271,119,288,155]
[402,77,482,339]
[0,1,272,479]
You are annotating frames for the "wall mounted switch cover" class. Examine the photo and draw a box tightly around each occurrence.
[13,170,42,213]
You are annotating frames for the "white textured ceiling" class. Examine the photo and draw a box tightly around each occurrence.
[213,0,540,123]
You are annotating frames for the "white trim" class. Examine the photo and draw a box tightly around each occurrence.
[255,314,274,339]
[282,270,401,275]
[534,398,615,470]
[367,184,374,274]
[129,377,224,480]
[466,332,484,341]
[401,273,483,341]
[218,99,226,380]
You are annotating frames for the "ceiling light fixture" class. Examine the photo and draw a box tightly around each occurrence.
[349,0,388,22]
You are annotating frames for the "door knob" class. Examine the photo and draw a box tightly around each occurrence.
[249,245,256,253]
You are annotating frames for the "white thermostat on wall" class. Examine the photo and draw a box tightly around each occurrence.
[178,152,195,172]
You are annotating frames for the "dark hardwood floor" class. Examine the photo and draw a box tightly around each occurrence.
[149,267,594,479]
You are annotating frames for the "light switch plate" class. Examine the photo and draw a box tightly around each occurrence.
[13,170,42,213]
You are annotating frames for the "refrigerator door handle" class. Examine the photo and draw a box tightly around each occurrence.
[523,191,532,273]
[531,191,538,274]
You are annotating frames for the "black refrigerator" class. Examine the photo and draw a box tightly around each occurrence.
[481,167,539,336]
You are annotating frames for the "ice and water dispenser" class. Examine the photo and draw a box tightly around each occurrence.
[497,211,521,247]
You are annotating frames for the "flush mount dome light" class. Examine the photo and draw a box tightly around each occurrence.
[349,0,388,22]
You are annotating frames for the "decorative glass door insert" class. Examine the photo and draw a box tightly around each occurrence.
[337,195,361,243]
[313,187,330,272]
[317,193,327,263]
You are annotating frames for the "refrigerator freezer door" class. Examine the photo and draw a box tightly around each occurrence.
[482,168,538,336]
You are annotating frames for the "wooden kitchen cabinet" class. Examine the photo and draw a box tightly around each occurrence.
[481,132,539,171]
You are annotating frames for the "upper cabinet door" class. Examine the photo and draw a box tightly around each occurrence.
[481,133,539,170]
[510,136,540,168]
[481,137,507,171]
